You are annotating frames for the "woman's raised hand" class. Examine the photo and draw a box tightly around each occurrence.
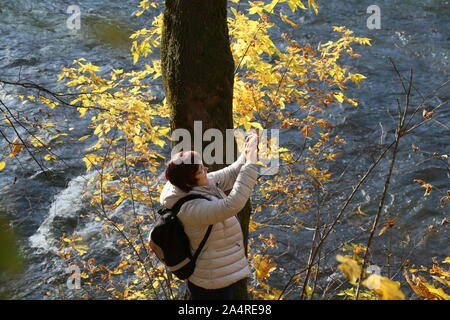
[244,133,258,164]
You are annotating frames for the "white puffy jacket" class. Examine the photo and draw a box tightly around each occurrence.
[159,154,259,289]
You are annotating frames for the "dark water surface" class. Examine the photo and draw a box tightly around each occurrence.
[0,0,448,299]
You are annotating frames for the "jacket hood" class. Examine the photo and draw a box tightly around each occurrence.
[159,174,218,209]
[159,180,188,209]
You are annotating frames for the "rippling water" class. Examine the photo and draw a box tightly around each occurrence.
[0,0,448,299]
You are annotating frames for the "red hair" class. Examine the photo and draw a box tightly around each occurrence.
[164,151,202,193]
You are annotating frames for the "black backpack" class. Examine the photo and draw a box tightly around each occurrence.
[149,194,213,280]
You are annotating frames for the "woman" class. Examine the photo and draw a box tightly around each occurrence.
[159,134,259,300]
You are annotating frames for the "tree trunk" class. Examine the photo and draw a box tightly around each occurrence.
[161,0,251,300]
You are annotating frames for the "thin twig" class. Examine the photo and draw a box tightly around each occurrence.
[354,66,412,300]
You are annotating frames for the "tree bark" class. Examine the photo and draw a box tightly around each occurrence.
[161,0,251,300]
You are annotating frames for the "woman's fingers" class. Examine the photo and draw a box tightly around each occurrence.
[244,133,258,161]
[245,132,257,141]
[247,136,258,147]
[244,133,258,164]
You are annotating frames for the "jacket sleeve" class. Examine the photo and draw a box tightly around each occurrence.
[178,163,259,226]
[207,153,246,192]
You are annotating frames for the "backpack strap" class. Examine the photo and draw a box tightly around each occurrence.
[171,194,210,216]
[192,224,213,263]
[171,194,213,264]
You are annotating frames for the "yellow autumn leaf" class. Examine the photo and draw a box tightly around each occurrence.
[133,136,143,146]
[350,73,366,88]
[78,135,90,141]
[249,121,264,130]
[42,122,58,128]
[50,133,68,140]
[9,137,24,158]
[249,219,264,232]
[431,276,450,287]
[421,282,450,300]
[0,161,6,171]
[110,269,123,275]
[287,0,306,12]
[44,154,57,161]
[363,274,405,300]
[280,13,299,27]
[422,184,433,196]
[39,96,51,104]
[334,92,345,103]
[263,0,279,13]
[78,107,88,118]
[74,247,89,256]
[253,254,276,281]
[336,255,361,285]
[404,271,446,300]
[323,153,336,161]
[429,265,450,278]
[153,138,166,148]
[308,0,319,14]
[248,3,264,16]
[82,154,100,171]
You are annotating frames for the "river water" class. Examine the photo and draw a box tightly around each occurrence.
[0,0,448,299]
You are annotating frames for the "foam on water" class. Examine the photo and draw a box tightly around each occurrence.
[29,172,96,252]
